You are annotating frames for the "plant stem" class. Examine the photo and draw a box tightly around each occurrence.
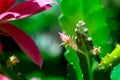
[77,51,93,80]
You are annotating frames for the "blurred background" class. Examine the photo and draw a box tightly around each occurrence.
[1,0,68,80]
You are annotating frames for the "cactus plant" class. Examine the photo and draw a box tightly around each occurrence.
[59,0,120,80]
[59,20,112,80]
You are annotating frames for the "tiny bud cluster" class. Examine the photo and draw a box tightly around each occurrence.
[58,32,77,50]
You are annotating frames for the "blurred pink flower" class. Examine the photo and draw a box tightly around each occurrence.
[0,0,55,68]
[0,74,11,80]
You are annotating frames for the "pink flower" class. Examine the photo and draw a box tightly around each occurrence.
[0,0,55,68]
[0,74,11,80]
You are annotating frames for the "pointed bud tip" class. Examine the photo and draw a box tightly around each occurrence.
[58,32,62,36]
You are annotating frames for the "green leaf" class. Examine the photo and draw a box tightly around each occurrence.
[64,48,83,80]
[59,0,84,35]
[83,0,111,57]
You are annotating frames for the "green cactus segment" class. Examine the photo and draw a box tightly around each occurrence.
[75,21,94,80]
[75,21,93,54]
[64,48,83,80]
[99,45,120,71]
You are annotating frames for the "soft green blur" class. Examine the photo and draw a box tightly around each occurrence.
[5,0,67,80]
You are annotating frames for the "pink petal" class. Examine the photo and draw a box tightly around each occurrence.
[8,1,52,20]
[0,0,17,14]
[0,12,20,21]
[58,32,70,43]
[0,43,2,53]
[28,0,57,7]
[0,74,11,80]
[0,23,43,68]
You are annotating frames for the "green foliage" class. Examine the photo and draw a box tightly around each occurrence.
[83,0,111,57]
[59,0,117,80]
[64,48,83,80]
[59,0,111,57]
[59,0,84,35]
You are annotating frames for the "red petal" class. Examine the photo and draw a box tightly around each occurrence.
[0,43,2,53]
[8,1,52,19]
[0,23,43,68]
[0,0,17,14]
